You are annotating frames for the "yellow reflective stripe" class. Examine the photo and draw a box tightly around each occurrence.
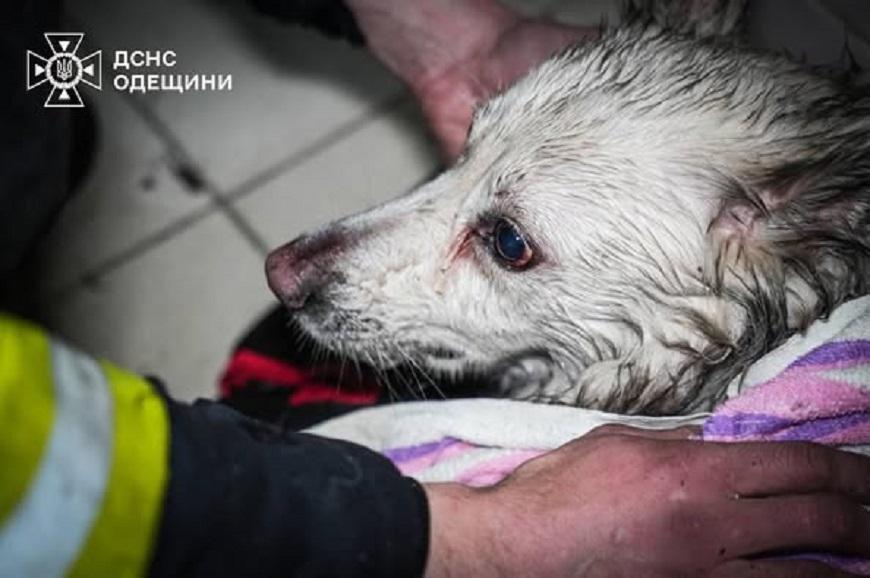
[68,362,169,578]
[0,314,55,525]
[0,340,114,578]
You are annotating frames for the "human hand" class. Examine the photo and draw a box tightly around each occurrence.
[345,0,595,161]
[410,15,595,161]
[424,425,870,577]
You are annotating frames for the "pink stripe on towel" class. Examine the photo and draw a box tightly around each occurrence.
[455,449,544,487]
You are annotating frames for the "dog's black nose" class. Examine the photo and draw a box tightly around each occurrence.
[265,230,345,309]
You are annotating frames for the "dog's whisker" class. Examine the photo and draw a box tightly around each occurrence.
[399,344,446,401]
[265,10,870,416]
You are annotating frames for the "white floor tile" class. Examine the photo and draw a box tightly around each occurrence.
[68,0,404,192]
[236,100,440,249]
[42,212,274,401]
[36,90,207,294]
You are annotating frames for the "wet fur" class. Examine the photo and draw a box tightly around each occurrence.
[271,6,870,415]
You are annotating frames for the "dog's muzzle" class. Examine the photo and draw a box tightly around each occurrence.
[265,230,347,309]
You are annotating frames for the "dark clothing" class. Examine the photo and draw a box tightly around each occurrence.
[150,397,430,578]
[1,0,73,312]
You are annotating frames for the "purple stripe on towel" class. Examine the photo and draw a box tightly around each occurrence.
[383,437,461,463]
[789,339,870,369]
[703,413,793,438]
[703,411,870,442]
[772,411,870,442]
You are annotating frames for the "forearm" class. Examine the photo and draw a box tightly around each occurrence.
[342,0,517,88]
[424,482,529,578]
[424,483,483,578]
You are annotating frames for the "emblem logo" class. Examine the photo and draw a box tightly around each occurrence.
[27,33,102,108]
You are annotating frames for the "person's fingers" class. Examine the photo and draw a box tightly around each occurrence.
[709,559,863,578]
[720,494,870,558]
[583,423,701,440]
[713,442,870,503]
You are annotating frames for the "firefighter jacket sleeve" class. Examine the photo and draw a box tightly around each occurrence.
[0,313,430,578]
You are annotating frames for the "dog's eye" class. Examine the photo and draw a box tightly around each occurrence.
[492,219,533,269]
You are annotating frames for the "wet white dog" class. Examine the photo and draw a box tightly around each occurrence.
[266,12,870,415]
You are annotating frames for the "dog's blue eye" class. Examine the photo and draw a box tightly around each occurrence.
[493,219,533,268]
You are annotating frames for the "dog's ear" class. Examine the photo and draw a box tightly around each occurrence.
[622,0,748,38]
[704,174,799,295]
[705,157,870,330]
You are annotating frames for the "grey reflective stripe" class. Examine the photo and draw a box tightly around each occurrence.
[0,341,114,577]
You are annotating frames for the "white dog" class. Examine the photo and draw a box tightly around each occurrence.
[266,7,870,415]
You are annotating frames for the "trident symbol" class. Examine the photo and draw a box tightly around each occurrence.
[56,57,74,81]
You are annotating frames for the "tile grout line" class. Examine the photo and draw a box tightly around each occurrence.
[129,93,290,259]
[46,202,219,300]
[124,93,273,255]
[68,13,415,262]
[221,91,413,204]
[121,88,413,259]
[210,91,419,257]
[212,196,271,255]
[49,21,412,291]
[49,91,412,299]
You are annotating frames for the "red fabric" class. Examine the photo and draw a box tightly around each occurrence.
[219,348,380,407]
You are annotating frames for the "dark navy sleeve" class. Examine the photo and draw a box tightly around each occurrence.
[148,399,430,578]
